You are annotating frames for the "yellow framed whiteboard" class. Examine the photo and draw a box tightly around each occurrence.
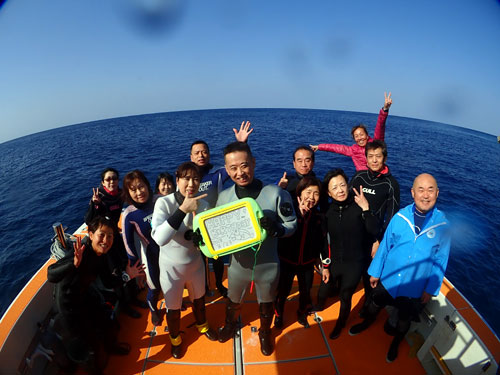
[193,198,266,259]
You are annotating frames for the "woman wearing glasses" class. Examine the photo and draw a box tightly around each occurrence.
[85,167,123,226]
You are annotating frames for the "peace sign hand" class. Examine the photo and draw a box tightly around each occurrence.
[73,236,86,268]
[91,187,101,204]
[353,185,369,211]
[297,195,311,217]
[383,91,392,111]
[180,193,208,214]
[309,145,319,152]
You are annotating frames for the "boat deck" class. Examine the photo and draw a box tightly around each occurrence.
[104,271,425,375]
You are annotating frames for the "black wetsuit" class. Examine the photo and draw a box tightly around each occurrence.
[48,243,123,370]
[276,204,327,316]
[350,166,400,241]
[317,192,379,326]
[84,186,123,226]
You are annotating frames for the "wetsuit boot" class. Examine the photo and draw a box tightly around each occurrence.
[213,258,228,297]
[166,309,183,359]
[274,296,285,329]
[386,314,411,362]
[193,296,218,341]
[386,333,404,362]
[218,299,241,343]
[258,302,275,356]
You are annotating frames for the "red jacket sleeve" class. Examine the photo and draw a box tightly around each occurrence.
[373,108,388,141]
[318,143,354,156]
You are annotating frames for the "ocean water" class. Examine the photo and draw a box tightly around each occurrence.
[1,108,499,336]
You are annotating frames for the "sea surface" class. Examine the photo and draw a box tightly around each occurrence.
[1,108,499,336]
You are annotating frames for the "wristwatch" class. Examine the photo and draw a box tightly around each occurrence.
[122,271,131,283]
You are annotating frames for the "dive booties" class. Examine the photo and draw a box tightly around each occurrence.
[258,302,275,356]
[166,309,183,359]
[218,300,241,343]
[193,296,218,341]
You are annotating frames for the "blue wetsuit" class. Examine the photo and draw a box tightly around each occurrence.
[198,164,230,208]
[121,199,161,313]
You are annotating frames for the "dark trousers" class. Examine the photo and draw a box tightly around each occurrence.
[366,282,425,336]
[275,261,314,316]
[317,261,363,326]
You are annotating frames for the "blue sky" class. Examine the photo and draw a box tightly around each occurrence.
[1,0,499,143]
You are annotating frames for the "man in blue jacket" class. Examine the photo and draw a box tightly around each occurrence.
[348,173,451,363]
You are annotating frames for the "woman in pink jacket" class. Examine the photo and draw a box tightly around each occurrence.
[310,92,392,171]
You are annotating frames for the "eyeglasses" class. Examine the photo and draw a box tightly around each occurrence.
[104,176,118,182]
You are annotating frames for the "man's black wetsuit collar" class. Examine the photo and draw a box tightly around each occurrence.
[199,163,214,177]
[235,179,263,200]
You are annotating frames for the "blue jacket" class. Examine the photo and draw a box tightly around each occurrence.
[368,203,451,299]
[199,164,229,208]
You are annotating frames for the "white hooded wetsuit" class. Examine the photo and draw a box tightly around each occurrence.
[151,192,209,310]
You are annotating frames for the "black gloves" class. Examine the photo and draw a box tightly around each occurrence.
[260,216,283,237]
[186,229,205,247]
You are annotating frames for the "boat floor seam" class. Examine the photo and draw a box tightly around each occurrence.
[315,312,341,374]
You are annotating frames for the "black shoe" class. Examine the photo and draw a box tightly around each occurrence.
[329,324,343,340]
[203,327,219,341]
[297,313,310,328]
[171,343,183,359]
[122,305,141,319]
[274,315,283,329]
[259,330,274,356]
[348,320,372,336]
[151,310,163,326]
[218,323,237,343]
[386,339,400,363]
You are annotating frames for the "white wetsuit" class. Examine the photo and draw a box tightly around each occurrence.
[151,193,209,310]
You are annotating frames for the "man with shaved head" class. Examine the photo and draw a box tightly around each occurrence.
[348,173,451,363]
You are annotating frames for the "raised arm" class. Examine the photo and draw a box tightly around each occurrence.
[373,92,392,141]
[233,121,254,142]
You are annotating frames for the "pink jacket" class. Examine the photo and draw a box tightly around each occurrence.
[318,108,388,171]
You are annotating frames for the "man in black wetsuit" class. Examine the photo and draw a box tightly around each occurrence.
[350,139,400,255]
[189,122,253,297]
[350,139,400,315]
[48,216,144,374]
[277,145,316,199]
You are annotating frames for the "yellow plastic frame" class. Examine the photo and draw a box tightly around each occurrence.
[194,198,266,259]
